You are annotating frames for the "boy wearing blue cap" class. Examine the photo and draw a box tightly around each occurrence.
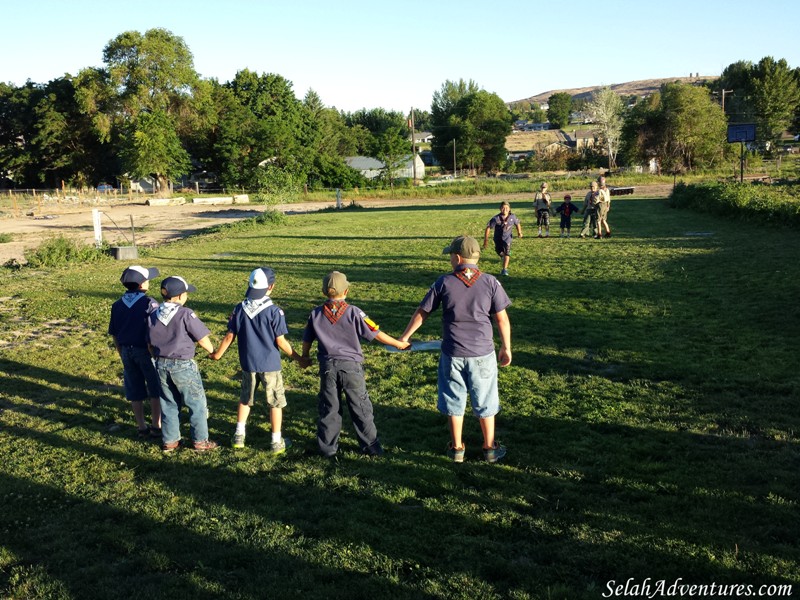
[147,275,218,452]
[108,265,162,438]
[211,267,306,452]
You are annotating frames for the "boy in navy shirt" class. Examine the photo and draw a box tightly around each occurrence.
[483,201,523,276]
[147,276,217,453]
[211,267,306,452]
[108,265,162,438]
[400,236,512,463]
[301,271,409,458]
[555,194,582,238]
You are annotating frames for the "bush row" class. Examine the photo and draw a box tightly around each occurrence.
[668,181,800,227]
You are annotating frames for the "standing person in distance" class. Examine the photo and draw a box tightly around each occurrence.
[597,175,612,238]
[579,180,600,239]
[483,201,523,276]
[533,182,552,238]
[399,236,512,464]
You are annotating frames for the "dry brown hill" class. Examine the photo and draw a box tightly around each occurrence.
[512,76,719,105]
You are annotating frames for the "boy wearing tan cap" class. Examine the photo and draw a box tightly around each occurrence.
[301,271,409,458]
[400,236,512,463]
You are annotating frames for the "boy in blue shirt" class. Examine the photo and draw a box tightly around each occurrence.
[147,276,218,453]
[483,201,523,276]
[108,265,162,438]
[211,267,306,453]
[301,271,409,458]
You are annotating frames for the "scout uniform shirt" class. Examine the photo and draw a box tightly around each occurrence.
[226,296,289,373]
[487,212,521,243]
[147,303,211,359]
[418,264,511,358]
[303,300,381,364]
[108,291,159,347]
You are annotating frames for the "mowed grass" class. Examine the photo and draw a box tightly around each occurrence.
[0,195,798,599]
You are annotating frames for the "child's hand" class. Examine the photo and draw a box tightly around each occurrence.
[298,356,312,369]
[209,351,221,360]
[396,340,411,351]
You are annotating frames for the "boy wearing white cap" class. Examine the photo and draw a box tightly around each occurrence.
[211,267,306,453]
[147,275,217,452]
[108,265,162,438]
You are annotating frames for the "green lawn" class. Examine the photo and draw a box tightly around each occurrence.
[1,194,798,599]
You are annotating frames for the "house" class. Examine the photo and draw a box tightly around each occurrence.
[345,155,425,180]
[412,131,434,144]
[567,130,598,149]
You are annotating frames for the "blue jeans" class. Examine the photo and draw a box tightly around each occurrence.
[120,346,160,401]
[156,358,209,444]
[317,359,380,456]
[437,351,500,418]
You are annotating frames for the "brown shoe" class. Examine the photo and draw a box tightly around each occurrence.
[162,440,180,453]
[193,439,218,452]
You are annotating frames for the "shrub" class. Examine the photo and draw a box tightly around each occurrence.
[23,236,108,268]
[0,233,12,243]
[669,181,800,227]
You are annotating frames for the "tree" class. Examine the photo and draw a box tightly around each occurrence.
[546,92,572,129]
[620,83,727,173]
[120,109,191,192]
[587,87,624,169]
[370,126,411,188]
[430,79,479,170]
[751,57,800,146]
[451,90,511,173]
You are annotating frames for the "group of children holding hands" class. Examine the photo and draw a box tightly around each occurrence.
[109,234,513,463]
[483,176,613,276]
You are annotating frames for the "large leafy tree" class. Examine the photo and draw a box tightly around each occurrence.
[120,109,191,192]
[751,57,800,146]
[546,92,573,129]
[430,79,479,170]
[451,90,511,173]
[621,83,726,173]
[587,87,624,169]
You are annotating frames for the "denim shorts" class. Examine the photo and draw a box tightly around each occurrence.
[120,345,160,401]
[437,351,500,418]
[240,371,287,408]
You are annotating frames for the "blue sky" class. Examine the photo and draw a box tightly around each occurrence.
[2,0,798,113]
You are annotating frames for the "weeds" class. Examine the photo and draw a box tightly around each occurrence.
[22,235,109,268]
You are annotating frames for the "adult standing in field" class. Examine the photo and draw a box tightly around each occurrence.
[483,201,523,276]
[597,175,612,238]
[533,182,552,237]
[579,180,600,239]
[399,235,512,463]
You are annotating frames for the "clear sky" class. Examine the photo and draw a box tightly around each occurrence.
[2,0,798,114]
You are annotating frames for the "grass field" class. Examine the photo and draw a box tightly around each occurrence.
[1,193,799,599]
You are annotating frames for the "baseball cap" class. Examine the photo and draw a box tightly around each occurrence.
[322,271,349,297]
[120,265,159,285]
[160,276,197,298]
[246,267,276,299]
[442,235,481,261]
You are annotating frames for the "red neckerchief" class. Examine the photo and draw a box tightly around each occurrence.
[323,300,349,324]
[454,266,482,287]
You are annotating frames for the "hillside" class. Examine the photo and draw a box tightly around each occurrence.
[511,75,719,105]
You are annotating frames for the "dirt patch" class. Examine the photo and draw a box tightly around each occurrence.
[0,185,673,264]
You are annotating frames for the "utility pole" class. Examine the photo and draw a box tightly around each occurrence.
[453,139,457,178]
[410,107,417,184]
[720,89,733,112]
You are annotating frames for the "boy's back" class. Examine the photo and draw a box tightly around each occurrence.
[109,292,159,346]
[147,303,211,359]
[304,301,379,364]
[228,299,288,372]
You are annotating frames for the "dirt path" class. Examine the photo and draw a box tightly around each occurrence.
[0,185,673,264]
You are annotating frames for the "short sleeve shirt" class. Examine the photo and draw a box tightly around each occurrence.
[302,302,380,364]
[533,193,551,212]
[146,304,211,360]
[227,300,288,373]
[108,293,159,347]
[486,212,520,242]
[419,265,511,357]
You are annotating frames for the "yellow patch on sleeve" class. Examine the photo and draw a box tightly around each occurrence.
[363,316,380,331]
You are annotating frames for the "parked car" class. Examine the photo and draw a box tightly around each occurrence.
[97,183,114,192]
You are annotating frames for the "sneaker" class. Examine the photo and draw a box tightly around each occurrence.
[447,442,466,463]
[500,269,509,276]
[149,426,162,439]
[271,437,292,454]
[537,234,543,238]
[138,427,150,439]
[162,440,180,453]
[193,439,218,452]
[605,231,611,238]
[232,433,245,449]
[483,442,506,463]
